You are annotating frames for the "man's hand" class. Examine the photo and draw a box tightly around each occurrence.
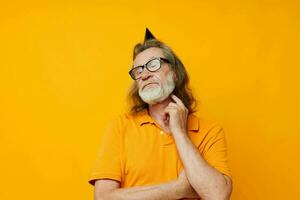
[164,94,189,134]
[175,170,200,199]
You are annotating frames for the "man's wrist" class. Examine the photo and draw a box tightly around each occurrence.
[170,179,185,200]
[172,128,186,136]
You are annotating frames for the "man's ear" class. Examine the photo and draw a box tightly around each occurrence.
[174,72,178,81]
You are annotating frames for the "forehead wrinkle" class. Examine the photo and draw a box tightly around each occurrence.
[134,55,156,68]
[133,47,164,67]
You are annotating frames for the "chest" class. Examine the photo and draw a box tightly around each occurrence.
[122,124,183,187]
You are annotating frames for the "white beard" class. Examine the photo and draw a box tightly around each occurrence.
[138,72,176,105]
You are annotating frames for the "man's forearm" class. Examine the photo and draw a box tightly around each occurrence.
[97,180,183,200]
[173,131,230,200]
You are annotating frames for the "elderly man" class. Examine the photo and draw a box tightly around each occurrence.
[88,28,233,200]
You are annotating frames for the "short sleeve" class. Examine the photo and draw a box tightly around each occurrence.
[88,117,123,186]
[201,124,232,179]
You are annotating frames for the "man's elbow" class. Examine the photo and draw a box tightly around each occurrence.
[223,175,233,200]
[196,175,232,200]
[95,191,112,200]
[95,191,106,200]
[214,175,233,200]
[94,179,120,200]
[201,187,232,200]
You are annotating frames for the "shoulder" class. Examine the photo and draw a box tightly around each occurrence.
[106,112,139,129]
[191,113,225,136]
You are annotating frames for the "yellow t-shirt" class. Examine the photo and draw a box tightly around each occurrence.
[88,109,232,187]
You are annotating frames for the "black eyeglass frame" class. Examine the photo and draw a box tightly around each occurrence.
[129,57,170,80]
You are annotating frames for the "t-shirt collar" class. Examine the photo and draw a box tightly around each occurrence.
[135,109,199,131]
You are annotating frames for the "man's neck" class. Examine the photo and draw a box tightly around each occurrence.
[148,97,172,129]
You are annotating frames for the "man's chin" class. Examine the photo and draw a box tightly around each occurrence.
[141,98,159,105]
[142,96,169,105]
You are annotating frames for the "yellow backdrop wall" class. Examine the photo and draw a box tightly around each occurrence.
[1,0,299,199]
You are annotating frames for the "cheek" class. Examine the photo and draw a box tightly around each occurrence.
[161,66,173,78]
[161,71,174,83]
[137,84,142,91]
[135,82,142,91]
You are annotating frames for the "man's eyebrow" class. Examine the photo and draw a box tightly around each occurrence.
[134,56,156,68]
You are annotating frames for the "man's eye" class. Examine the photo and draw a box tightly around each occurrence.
[137,67,143,74]
[149,63,157,68]
[148,60,159,68]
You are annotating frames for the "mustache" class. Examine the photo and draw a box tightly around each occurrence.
[141,81,159,90]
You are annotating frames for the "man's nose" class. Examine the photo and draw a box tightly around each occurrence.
[141,69,152,81]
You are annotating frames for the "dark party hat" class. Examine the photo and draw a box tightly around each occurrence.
[144,28,156,43]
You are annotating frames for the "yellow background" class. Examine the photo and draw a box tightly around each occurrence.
[0,0,299,199]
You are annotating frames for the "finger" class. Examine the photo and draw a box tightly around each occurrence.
[164,107,177,114]
[166,104,178,110]
[171,94,185,107]
[171,95,189,113]
[167,102,178,107]
[164,107,175,115]
[165,104,178,111]
[164,108,176,121]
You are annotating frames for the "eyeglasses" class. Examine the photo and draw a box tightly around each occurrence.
[129,57,170,80]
